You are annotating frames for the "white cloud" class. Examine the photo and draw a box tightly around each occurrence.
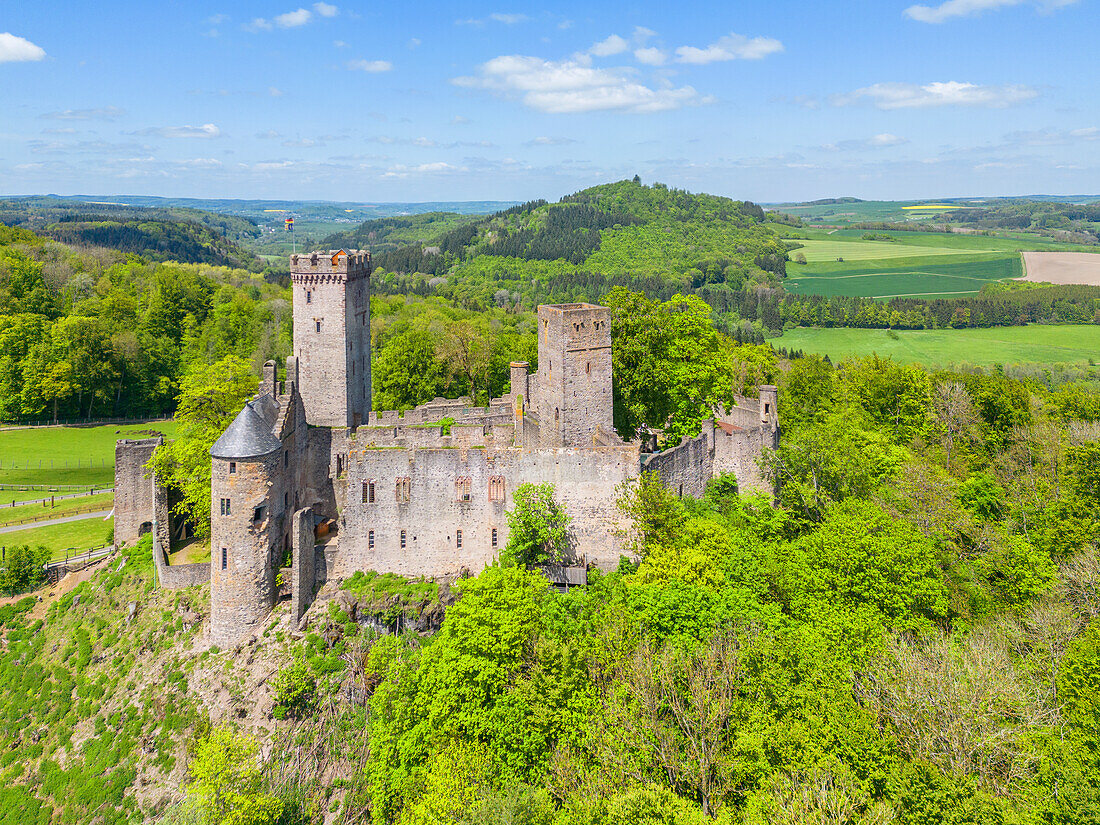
[0,32,46,64]
[834,80,1038,109]
[904,0,1077,23]
[176,158,223,168]
[634,47,667,65]
[408,37,421,48]
[675,32,783,64]
[313,2,338,17]
[453,54,702,114]
[275,8,312,27]
[283,138,318,147]
[139,123,222,138]
[256,130,281,139]
[451,115,470,124]
[347,59,393,72]
[823,133,910,151]
[489,12,528,24]
[334,40,347,47]
[632,26,656,44]
[207,13,229,24]
[382,161,464,178]
[525,136,578,146]
[590,34,629,57]
[869,133,908,147]
[40,106,124,121]
[247,18,273,31]
[269,86,284,96]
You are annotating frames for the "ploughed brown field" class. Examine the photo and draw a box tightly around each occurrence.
[1021,251,1100,285]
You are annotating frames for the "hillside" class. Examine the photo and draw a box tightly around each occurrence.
[360,180,790,310]
[0,198,265,270]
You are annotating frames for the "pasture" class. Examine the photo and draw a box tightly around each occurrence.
[789,239,984,263]
[0,421,175,489]
[777,324,1100,367]
[0,515,114,561]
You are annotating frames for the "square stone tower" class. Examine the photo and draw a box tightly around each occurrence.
[290,250,372,428]
[536,303,614,447]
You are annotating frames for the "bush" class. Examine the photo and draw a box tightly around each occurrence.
[0,544,49,596]
[272,652,316,718]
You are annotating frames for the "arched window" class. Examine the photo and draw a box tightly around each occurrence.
[489,476,505,503]
[456,477,472,502]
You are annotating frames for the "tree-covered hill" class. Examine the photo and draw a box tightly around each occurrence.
[320,212,483,254]
[358,180,790,311]
[0,198,265,271]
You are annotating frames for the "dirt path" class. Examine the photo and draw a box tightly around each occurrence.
[1021,251,1100,285]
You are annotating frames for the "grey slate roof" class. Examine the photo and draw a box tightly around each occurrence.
[210,395,282,460]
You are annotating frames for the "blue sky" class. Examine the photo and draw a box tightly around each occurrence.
[2,0,1098,202]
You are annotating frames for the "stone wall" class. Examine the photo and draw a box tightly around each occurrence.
[643,420,716,500]
[114,438,160,546]
[158,562,210,588]
[292,507,315,623]
[337,441,640,579]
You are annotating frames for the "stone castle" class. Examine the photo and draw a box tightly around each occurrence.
[115,249,779,646]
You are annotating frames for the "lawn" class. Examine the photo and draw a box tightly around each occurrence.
[0,493,115,528]
[776,324,1100,367]
[0,515,114,561]
[785,255,1023,298]
[0,421,175,489]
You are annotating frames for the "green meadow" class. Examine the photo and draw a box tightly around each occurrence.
[0,515,114,560]
[776,324,1100,367]
[0,421,176,489]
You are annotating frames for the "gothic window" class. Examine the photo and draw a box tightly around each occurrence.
[456,477,472,502]
[221,548,227,570]
[456,530,463,548]
[228,461,236,474]
[488,476,505,502]
[400,530,407,549]
[362,480,376,504]
[368,530,375,549]
[220,498,231,516]
[396,477,411,503]
[491,528,498,548]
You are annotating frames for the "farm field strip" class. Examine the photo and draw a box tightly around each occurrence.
[791,239,995,262]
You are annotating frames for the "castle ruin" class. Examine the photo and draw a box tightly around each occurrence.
[116,249,779,646]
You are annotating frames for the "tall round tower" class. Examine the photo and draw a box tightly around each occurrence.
[210,395,284,647]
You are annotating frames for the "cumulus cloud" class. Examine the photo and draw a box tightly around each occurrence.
[904,0,1077,23]
[675,32,783,64]
[0,33,46,64]
[40,106,124,121]
[275,8,312,27]
[313,2,338,17]
[833,80,1038,109]
[138,123,222,138]
[634,47,667,65]
[248,5,336,30]
[453,54,702,114]
[382,161,464,178]
[590,34,629,56]
[347,58,393,72]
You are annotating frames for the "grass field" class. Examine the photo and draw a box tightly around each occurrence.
[786,255,1023,298]
[790,228,1100,253]
[791,239,990,263]
[0,515,114,561]
[0,421,176,489]
[776,324,1100,367]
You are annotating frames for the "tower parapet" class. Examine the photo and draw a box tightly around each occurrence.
[291,250,372,428]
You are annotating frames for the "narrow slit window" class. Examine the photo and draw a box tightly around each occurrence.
[306,290,312,304]
[220,498,231,516]
[228,461,236,474]
[315,320,322,333]
[456,530,463,549]
[284,450,289,467]
[368,530,375,550]
[221,548,227,570]
[396,477,411,503]
[368,481,375,503]
[491,528,498,548]
[400,530,406,549]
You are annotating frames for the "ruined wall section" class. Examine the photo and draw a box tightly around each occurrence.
[290,250,371,428]
[292,507,315,624]
[337,442,640,579]
[643,420,716,500]
[114,438,161,546]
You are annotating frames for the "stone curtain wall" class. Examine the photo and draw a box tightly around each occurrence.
[292,507,314,624]
[643,421,716,500]
[114,438,161,546]
[338,440,640,579]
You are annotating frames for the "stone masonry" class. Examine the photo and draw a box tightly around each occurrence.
[116,249,780,645]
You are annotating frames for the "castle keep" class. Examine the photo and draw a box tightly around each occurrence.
[116,250,779,646]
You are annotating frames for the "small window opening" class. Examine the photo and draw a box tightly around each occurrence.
[491,528,498,548]
[368,530,375,549]
[283,492,289,510]
[678,484,683,498]
[306,290,312,304]
[221,548,227,570]
[586,362,590,375]
[555,407,560,422]
[396,477,411,503]
[764,403,771,415]
[228,461,236,474]
[284,449,289,467]
[456,530,463,549]
[315,320,322,333]
[253,505,265,523]
[456,477,472,502]
[368,481,375,503]
[400,530,407,549]
[220,498,231,516]
[489,476,505,502]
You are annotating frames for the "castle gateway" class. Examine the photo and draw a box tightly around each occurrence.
[116,250,778,646]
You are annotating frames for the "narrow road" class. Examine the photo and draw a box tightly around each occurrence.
[2,488,113,507]
[0,510,113,535]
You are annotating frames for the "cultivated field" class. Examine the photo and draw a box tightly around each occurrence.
[1022,251,1100,285]
[785,255,1022,298]
[791,239,982,263]
[777,324,1100,367]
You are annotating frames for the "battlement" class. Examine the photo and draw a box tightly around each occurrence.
[290,249,371,282]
